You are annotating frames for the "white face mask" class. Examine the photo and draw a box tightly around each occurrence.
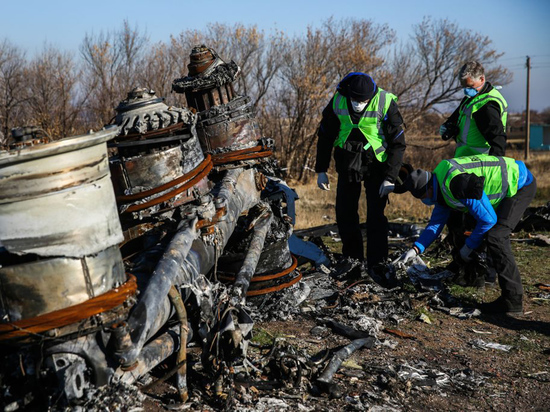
[351,99,368,112]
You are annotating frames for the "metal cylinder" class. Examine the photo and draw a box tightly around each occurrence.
[171,46,262,152]
[0,126,126,323]
[109,88,210,218]
[0,126,123,257]
[0,245,125,322]
[196,96,261,152]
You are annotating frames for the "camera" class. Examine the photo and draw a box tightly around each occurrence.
[442,123,460,141]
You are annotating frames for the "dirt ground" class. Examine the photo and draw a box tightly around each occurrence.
[139,229,550,412]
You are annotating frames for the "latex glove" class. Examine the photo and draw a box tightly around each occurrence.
[317,172,330,190]
[439,124,447,136]
[393,248,417,265]
[460,244,474,263]
[379,179,395,197]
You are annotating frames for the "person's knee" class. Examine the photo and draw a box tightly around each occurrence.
[487,225,510,246]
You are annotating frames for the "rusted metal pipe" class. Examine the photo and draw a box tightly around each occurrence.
[168,285,189,402]
[117,327,179,385]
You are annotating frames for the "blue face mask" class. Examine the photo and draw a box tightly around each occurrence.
[421,197,436,206]
[463,87,478,97]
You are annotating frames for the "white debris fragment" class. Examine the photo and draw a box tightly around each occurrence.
[418,313,432,324]
[470,339,513,352]
[471,329,492,335]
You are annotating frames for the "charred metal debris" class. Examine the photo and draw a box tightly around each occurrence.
[0,45,524,411]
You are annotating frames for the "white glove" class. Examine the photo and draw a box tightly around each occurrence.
[317,172,330,190]
[460,244,474,263]
[393,248,418,265]
[439,124,447,136]
[379,179,395,197]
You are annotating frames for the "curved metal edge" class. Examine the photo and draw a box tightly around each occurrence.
[0,125,121,167]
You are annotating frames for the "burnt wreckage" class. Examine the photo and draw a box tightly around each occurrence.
[0,46,307,408]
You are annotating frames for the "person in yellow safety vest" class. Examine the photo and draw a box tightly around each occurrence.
[439,61,508,157]
[393,155,536,316]
[440,61,508,285]
[315,72,406,273]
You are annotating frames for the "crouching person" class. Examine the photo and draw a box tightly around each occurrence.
[394,155,536,316]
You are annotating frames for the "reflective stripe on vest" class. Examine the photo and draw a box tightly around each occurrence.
[332,89,395,162]
[435,155,516,211]
[456,89,508,156]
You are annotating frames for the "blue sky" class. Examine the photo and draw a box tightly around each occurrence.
[3,0,550,112]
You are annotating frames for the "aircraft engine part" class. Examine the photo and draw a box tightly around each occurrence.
[0,245,125,322]
[114,87,195,136]
[109,88,210,221]
[0,126,133,342]
[217,203,299,297]
[0,44,305,409]
[0,126,123,257]
[196,96,262,152]
[172,45,239,113]
[172,45,261,153]
[118,167,262,367]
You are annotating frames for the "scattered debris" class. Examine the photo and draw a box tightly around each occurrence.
[470,339,513,352]
[515,201,550,232]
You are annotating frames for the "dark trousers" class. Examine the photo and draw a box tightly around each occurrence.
[486,177,537,302]
[335,173,388,267]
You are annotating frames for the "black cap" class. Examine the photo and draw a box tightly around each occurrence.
[347,74,376,101]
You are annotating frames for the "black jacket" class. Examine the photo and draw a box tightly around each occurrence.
[444,81,507,156]
[315,84,406,183]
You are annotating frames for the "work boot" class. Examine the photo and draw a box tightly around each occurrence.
[478,296,523,316]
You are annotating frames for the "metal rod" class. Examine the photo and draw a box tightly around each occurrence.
[316,338,372,398]
[168,285,189,402]
[232,210,273,302]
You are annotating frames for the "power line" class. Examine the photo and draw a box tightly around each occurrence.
[498,56,525,61]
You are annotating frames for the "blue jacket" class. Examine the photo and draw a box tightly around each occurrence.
[414,160,533,253]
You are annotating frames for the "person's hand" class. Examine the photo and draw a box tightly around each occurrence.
[393,248,418,266]
[317,173,330,190]
[460,244,474,263]
[379,179,395,197]
[439,124,447,136]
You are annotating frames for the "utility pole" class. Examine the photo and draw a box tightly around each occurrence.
[525,56,531,160]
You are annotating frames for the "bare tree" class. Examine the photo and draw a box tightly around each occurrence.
[137,41,182,105]
[0,40,27,141]
[80,21,149,129]
[25,46,87,138]
[387,17,512,133]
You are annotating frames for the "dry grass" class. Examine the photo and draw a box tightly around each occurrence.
[291,142,550,230]
[292,179,432,230]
